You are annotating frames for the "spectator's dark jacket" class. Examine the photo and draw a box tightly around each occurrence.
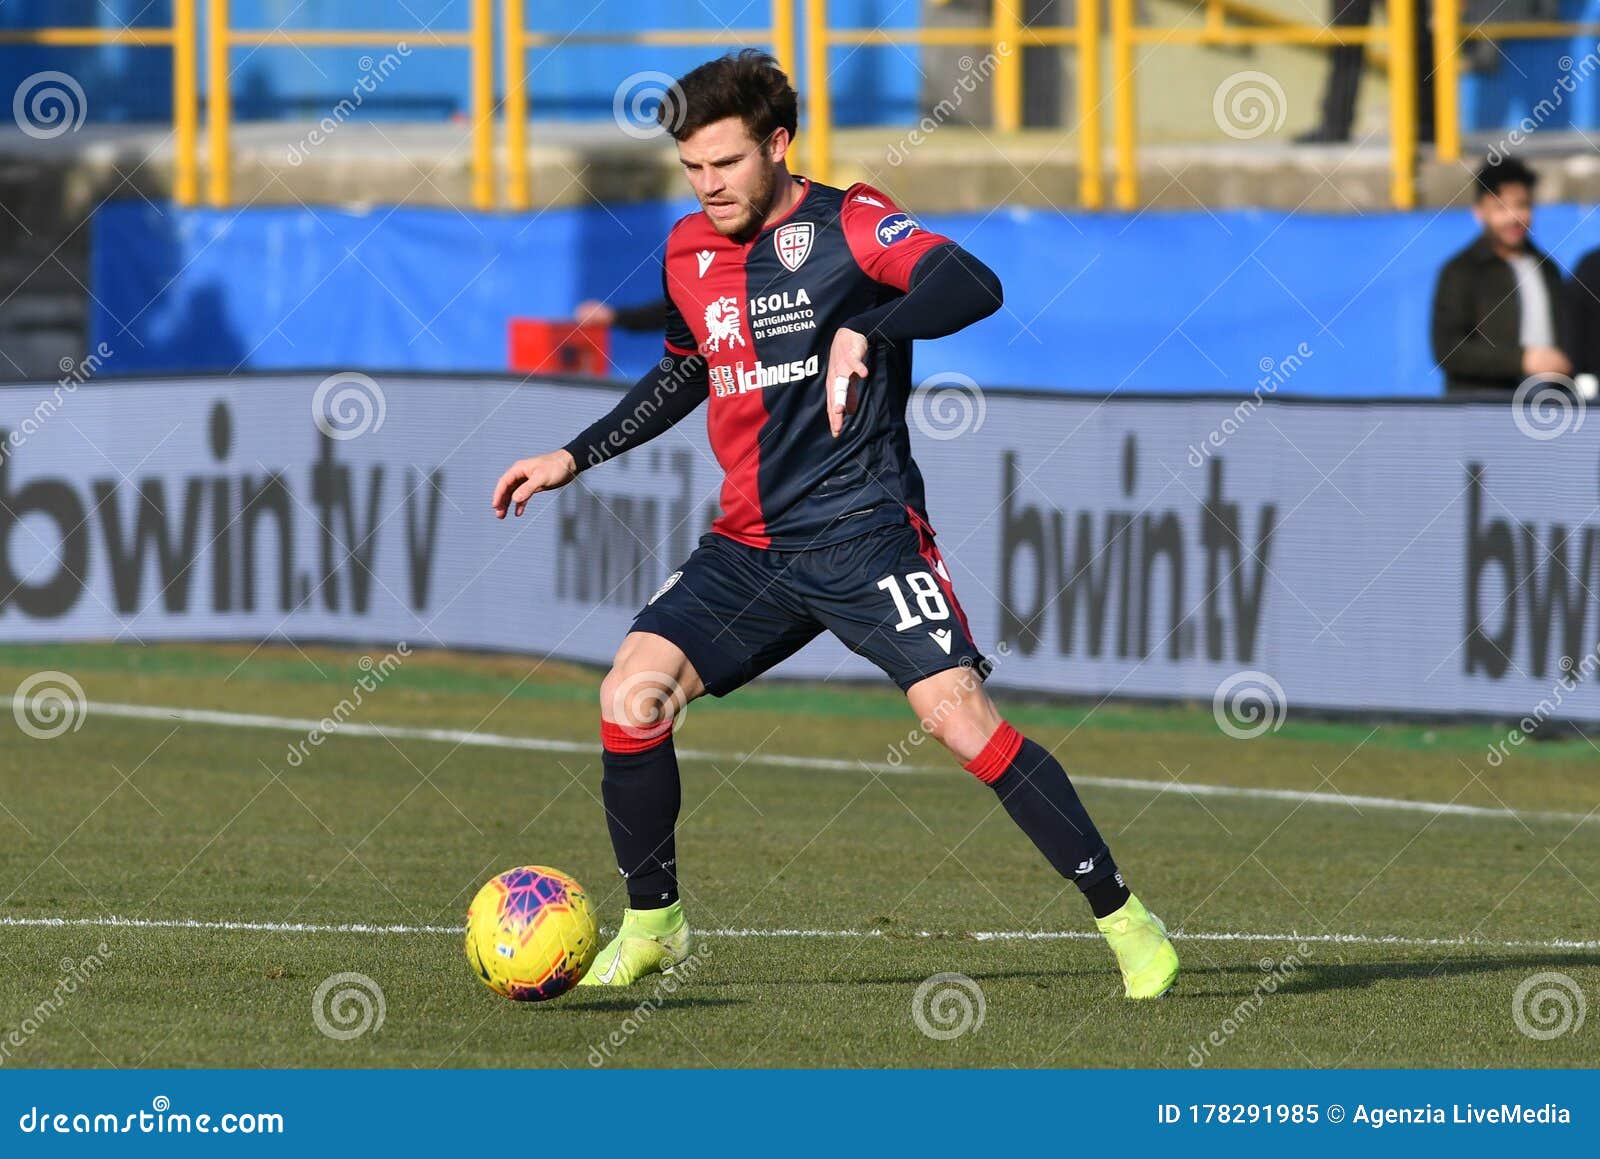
[1567,247,1600,379]
[1430,235,1570,394]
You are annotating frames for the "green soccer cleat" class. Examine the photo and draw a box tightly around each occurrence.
[1096,894,1180,999]
[578,901,695,987]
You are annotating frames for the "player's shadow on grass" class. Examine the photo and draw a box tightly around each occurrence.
[851,967,1122,986]
[1177,952,1600,998]
[852,953,1599,996]
[564,995,747,1013]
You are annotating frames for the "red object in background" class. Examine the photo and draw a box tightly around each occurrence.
[508,319,611,376]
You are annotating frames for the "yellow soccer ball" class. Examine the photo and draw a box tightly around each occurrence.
[464,866,600,1001]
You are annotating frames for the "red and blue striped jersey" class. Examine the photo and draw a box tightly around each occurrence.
[662,177,954,550]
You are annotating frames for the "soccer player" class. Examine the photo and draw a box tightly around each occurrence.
[491,51,1178,999]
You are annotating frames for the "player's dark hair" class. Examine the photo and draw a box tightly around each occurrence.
[664,50,798,146]
[1474,156,1538,201]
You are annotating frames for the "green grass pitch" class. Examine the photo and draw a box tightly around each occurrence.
[0,641,1595,1068]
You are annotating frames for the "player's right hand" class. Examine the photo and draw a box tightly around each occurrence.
[492,450,578,519]
[826,326,870,438]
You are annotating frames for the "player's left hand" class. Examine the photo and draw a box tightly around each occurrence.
[826,327,869,438]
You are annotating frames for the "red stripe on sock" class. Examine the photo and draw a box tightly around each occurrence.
[964,721,1023,785]
[601,718,673,754]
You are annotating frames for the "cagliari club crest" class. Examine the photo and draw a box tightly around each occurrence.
[774,222,813,271]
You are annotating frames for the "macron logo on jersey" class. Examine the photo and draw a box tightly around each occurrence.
[853,193,885,207]
[697,250,715,277]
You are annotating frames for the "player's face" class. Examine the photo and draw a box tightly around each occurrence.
[677,117,783,238]
[1474,183,1533,253]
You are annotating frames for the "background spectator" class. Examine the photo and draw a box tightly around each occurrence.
[1431,157,1571,394]
[1566,246,1600,384]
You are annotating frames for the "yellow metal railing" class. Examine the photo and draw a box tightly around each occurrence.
[1110,0,1419,210]
[500,1,798,210]
[805,0,1103,207]
[1209,0,1390,68]
[0,5,199,205]
[204,0,495,209]
[1433,2,1600,162]
[24,4,1547,215]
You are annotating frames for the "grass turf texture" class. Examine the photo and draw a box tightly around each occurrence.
[0,641,1596,1068]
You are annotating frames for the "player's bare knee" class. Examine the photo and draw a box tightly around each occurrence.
[915,698,996,766]
[600,634,701,729]
[908,671,1003,765]
[923,710,989,765]
[599,666,675,729]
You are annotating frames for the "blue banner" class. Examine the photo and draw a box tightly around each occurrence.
[91,200,1600,398]
[0,1069,1592,1153]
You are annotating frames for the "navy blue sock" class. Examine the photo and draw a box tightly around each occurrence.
[966,723,1130,918]
[600,720,680,910]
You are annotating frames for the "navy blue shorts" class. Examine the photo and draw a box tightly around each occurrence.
[631,517,989,697]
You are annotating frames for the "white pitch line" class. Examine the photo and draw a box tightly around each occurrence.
[2,915,1597,952]
[23,697,1600,829]
[0,915,464,935]
[1068,773,1600,829]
